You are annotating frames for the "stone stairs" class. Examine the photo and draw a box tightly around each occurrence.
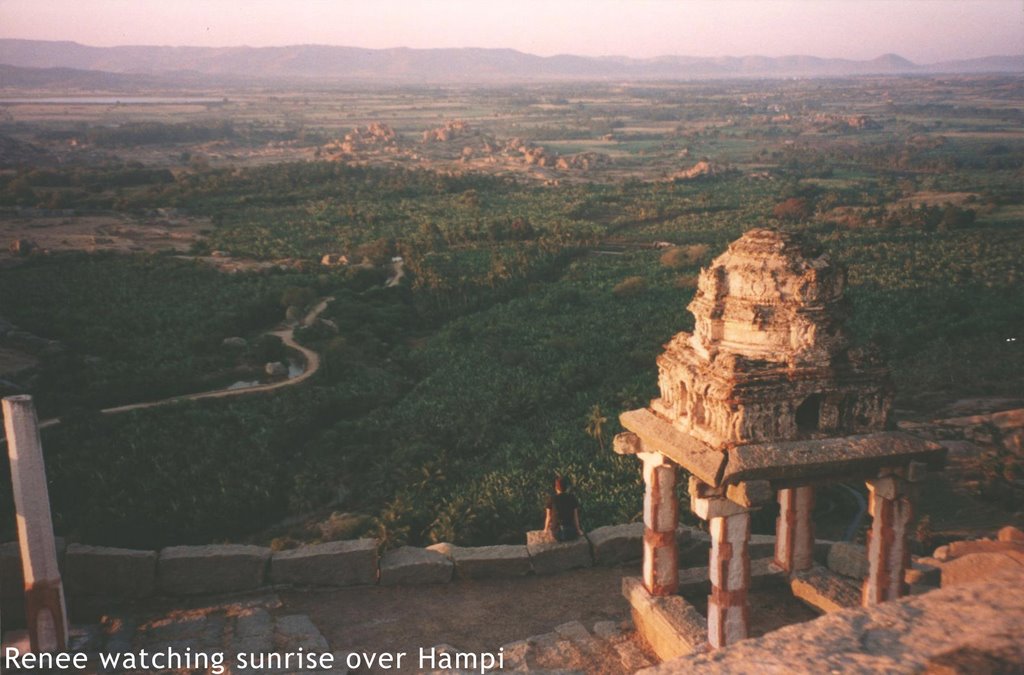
[475,619,653,674]
[3,592,346,675]
[5,597,655,674]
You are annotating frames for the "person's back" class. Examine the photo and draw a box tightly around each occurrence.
[545,476,582,542]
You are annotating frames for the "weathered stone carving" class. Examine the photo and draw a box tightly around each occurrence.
[652,228,891,449]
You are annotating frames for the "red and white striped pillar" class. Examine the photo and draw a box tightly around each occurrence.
[774,486,815,574]
[862,476,912,605]
[641,452,678,596]
[708,511,751,647]
[691,477,753,648]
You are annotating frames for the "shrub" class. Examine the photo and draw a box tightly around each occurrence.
[612,276,647,297]
[660,244,710,269]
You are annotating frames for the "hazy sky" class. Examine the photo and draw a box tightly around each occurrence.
[1,0,1021,62]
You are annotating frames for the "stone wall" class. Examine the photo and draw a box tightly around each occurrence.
[0,525,833,610]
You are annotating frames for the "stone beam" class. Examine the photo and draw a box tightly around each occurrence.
[775,486,815,574]
[619,408,726,487]
[723,432,945,485]
[3,395,68,652]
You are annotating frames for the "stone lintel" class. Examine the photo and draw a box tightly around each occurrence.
[622,576,708,662]
[723,432,945,485]
[620,408,725,487]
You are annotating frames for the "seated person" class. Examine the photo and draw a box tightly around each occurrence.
[544,475,582,542]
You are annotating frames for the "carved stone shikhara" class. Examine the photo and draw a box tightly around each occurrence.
[615,228,945,655]
[653,228,891,450]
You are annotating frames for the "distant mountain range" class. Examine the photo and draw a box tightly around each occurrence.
[0,39,1021,84]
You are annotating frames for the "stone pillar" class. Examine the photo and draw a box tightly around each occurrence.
[3,395,69,652]
[691,478,752,648]
[640,452,678,596]
[862,475,912,606]
[774,486,814,574]
[707,512,751,648]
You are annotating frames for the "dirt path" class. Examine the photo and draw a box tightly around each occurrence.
[35,297,333,429]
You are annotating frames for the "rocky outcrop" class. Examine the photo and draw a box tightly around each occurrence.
[422,119,470,142]
[641,569,1024,674]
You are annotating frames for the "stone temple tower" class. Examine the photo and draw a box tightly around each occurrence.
[652,228,892,450]
[613,227,944,655]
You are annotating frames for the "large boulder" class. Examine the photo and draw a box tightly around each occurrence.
[435,544,532,580]
[526,530,592,575]
[588,523,643,565]
[158,544,270,595]
[379,546,453,586]
[65,544,156,598]
[270,539,377,587]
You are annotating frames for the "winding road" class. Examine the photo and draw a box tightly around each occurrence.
[34,297,333,430]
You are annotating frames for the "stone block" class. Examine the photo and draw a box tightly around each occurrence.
[725,480,774,507]
[941,551,1024,588]
[691,493,751,521]
[944,539,1024,561]
[827,542,868,580]
[622,576,707,662]
[450,545,532,580]
[587,523,644,565]
[790,566,860,613]
[526,530,592,575]
[158,544,270,595]
[998,526,1024,543]
[613,431,642,455]
[380,546,453,586]
[65,544,156,598]
[270,539,377,587]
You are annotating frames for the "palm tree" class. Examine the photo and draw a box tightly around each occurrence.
[585,404,608,450]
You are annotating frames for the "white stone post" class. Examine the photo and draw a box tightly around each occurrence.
[862,476,912,605]
[640,452,678,596]
[3,395,69,652]
[774,486,814,573]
